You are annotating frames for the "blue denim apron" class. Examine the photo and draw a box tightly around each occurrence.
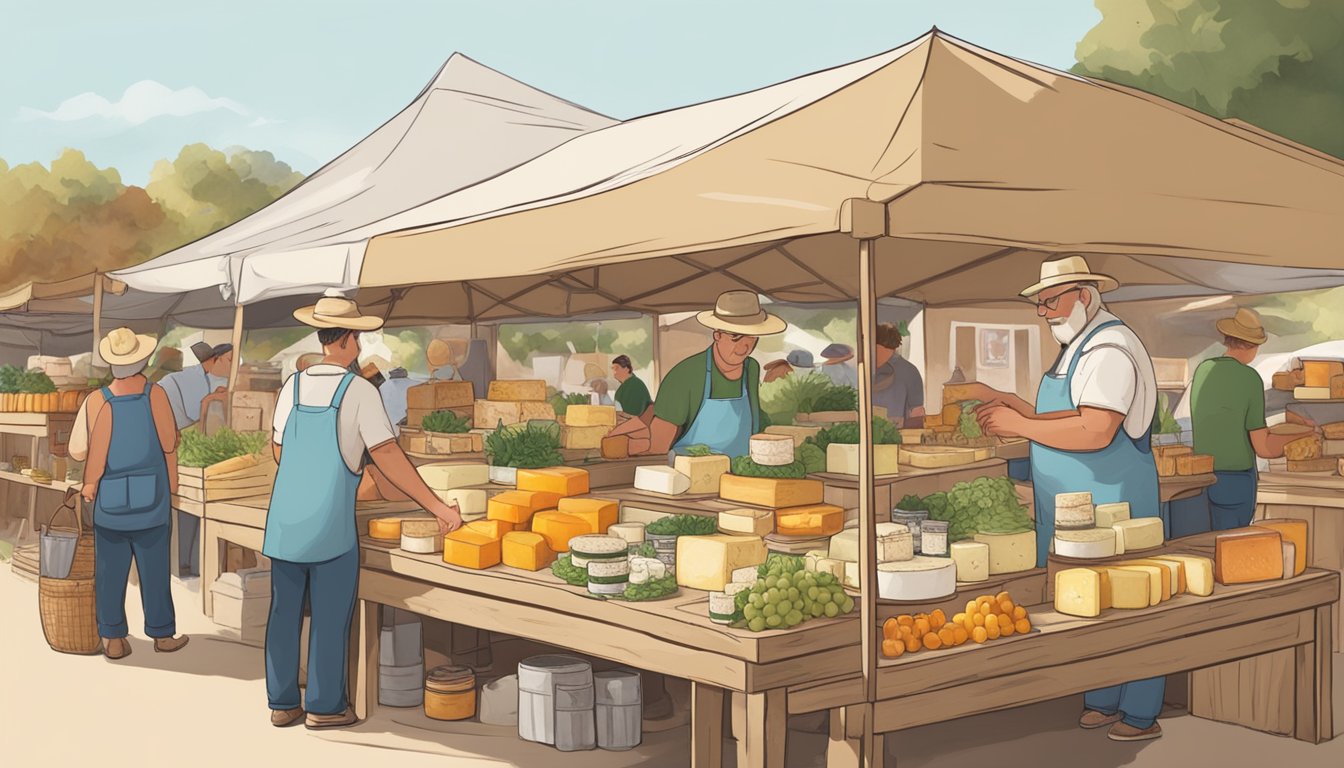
[263,372,362,563]
[94,382,171,532]
[1029,320,1160,569]
[672,348,758,458]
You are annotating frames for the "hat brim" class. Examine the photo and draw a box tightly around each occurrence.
[1216,318,1267,345]
[696,310,787,336]
[822,354,855,365]
[293,306,384,331]
[1019,272,1120,298]
[763,360,792,371]
[100,334,158,366]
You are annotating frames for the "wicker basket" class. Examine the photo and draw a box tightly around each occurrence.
[39,576,101,654]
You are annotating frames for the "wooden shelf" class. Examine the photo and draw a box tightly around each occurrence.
[0,469,76,492]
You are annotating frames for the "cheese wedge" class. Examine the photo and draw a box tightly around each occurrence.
[973,530,1037,574]
[1112,564,1166,604]
[1154,554,1214,597]
[718,507,774,537]
[531,511,590,552]
[634,466,692,496]
[675,535,768,591]
[1112,518,1163,551]
[435,488,488,518]
[557,497,619,534]
[1252,519,1308,576]
[608,522,646,547]
[368,518,403,540]
[516,467,591,497]
[1094,502,1131,529]
[501,531,555,571]
[417,462,491,490]
[1085,567,1114,610]
[1119,558,1179,596]
[1215,528,1284,585]
[1055,568,1103,617]
[719,475,824,508]
[1282,541,1296,580]
[1094,567,1152,609]
[444,529,502,569]
[775,504,845,537]
[673,454,731,494]
[486,490,562,525]
[466,519,514,541]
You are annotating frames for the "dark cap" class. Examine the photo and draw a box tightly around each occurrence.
[191,342,234,363]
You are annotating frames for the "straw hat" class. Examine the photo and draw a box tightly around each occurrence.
[1216,307,1268,346]
[1019,255,1119,298]
[293,293,384,331]
[99,327,157,366]
[697,291,786,336]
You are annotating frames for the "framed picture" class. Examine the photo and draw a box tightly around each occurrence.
[979,328,1010,369]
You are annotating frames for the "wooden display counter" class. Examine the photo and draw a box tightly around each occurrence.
[1257,471,1344,652]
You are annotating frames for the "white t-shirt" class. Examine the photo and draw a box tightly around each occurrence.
[1051,309,1157,440]
[272,365,396,474]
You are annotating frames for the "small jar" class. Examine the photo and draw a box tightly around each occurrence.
[891,510,929,553]
[920,520,950,557]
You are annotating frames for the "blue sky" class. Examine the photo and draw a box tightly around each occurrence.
[1,1,1101,186]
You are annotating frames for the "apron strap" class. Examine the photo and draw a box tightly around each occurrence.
[293,372,302,405]
[331,372,357,409]
[142,380,153,397]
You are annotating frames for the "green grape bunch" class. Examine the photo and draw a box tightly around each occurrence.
[736,555,855,632]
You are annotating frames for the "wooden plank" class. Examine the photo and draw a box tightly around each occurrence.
[1191,648,1295,735]
[204,498,272,528]
[1294,604,1334,744]
[740,689,787,768]
[202,520,222,616]
[874,610,1314,733]
[351,600,380,721]
[788,676,868,715]
[177,483,274,503]
[828,704,884,768]
[746,646,862,691]
[690,683,725,768]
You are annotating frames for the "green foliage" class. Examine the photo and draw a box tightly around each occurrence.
[736,556,855,632]
[760,371,833,426]
[645,514,718,536]
[178,428,269,468]
[730,454,808,479]
[1073,0,1344,158]
[422,409,471,434]
[797,442,826,475]
[896,494,928,512]
[633,541,657,559]
[811,385,857,412]
[924,476,1034,542]
[1152,392,1183,436]
[805,418,902,453]
[684,444,716,457]
[622,574,678,601]
[498,318,652,370]
[0,366,56,394]
[551,554,588,587]
[549,391,591,417]
[484,420,563,469]
[958,400,984,440]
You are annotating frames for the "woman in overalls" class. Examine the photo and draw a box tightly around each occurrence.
[81,328,189,660]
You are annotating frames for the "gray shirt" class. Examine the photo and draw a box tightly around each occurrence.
[873,355,924,422]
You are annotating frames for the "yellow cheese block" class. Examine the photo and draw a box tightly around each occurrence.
[557,497,619,534]
[444,529,502,569]
[1112,518,1163,551]
[531,511,590,552]
[774,504,845,537]
[501,531,556,571]
[417,462,491,490]
[1055,568,1102,617]
[674,535,768,591]
[517,466,591,497]
[487,490,563,525]
[520,401,558,422]
[368,518,403,540]
[1215,528,1284,584]
[1154,554,1214,597]
[1304,359,1344,388]
[673,454,732,495]
[407,380,475,410]
[1252,519,1308,576]
[466,519,514,541]
[487,380,547,402]
[719,475,824,508]
[1094,567,1151,609]
[475,399,522,427]
[565,405,617,427]
[1118,559,1176,598]
[1112,564,1166,604]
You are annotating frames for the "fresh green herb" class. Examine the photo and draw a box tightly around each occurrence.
[645,514,718,536]
[684,444,716,457]
[1151,392,1182,436]
[421,409,471,434]
[760,372,833,426]
[484,419,563,469]
[805,418,902,453]
[811,385,858,412]
[623,574,678,601]
[730,454,808,479]
[895,494,928,512]
[957,400,984,440]
[0,366,56,394]
[633,541,657,559]
[178,428,270,468]
[549,392,592,417]
[925,476,1033,541]
[551,554,588,587]
[796,442,826,474]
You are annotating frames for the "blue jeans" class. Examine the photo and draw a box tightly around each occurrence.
[1208,469,1257,531]
[265,547,359,715]
[1085,676,1166,729]
[94,524,176,639]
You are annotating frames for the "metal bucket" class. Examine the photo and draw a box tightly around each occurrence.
[39,527,79,579]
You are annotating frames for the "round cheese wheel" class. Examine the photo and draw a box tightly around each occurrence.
[401,532,443,554]
[749,434,795,467]
[1056,491,1093,507]
[369,518,402,540]
[1053,528,1117,559]
[876,556,957,601]
[1055,503,1096,530]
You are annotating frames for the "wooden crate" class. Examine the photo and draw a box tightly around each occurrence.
[178,454,275,502]
[399,428,483,457]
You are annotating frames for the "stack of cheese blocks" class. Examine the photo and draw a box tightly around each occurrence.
[1051,495,1165,560]
[1054,552,1215,617]
[1292,359,1344,401]
[473,380,556,430]
[1283,432,1334,473]
[560,404,619,450]
[1213,519,1309,585]
[803,523,956,600]
[716,436,842,543]
[1153,445,1214,477]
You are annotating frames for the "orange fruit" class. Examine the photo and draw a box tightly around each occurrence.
[930,609,947,629]
[972,626,988,644]
[966,600,979,616]
[938,626,956,646]
[915,618,930,636]
[997,613,1013,631]
[979,602,993,617]
[953,626,969,645]
[882,639,900,657]
[900,624,914,638]
[883,619,899,639]
[923,632,942,650]
[1001,621,1015,637]
[904,634,921,653]
[962,616,976,634]
[972,612,986,627]
[996,591,1011,602]
[986,621,1001,640]
[897,615,914,627]
[1012,605,1027,621]
[887,640,905,658]
[998,599,1015,615]
[952,612,966,626]
[1015,618,1031,635]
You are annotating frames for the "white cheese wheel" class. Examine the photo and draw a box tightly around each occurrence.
[749,434,795,467]
[1055,491,1093,508]
[949,541,990,582]
[876,556,958,601]
[1094,502,1131,528]
[1053,528,1118,559]
[400,532,443,554]
[569,534,628,568]
[634,466,691,495]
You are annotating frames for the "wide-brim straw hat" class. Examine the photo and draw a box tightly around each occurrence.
[1020,255,1120,298]
[99,327,157,366]
[293,294,384,331]
[696,291,786,336]
[1216,307,1268,345]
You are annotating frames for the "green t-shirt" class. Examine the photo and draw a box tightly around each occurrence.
[614,374,653,416]
[653,350,768,440]
[1190,356,1267,471]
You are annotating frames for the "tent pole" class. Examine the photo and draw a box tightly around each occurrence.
[649,313,661,394]
[91,272,105,367]
[228,304,245,392]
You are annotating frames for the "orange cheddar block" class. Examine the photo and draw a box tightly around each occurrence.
[368,518,402,540]
[1252,519,1308,576]
[557,497,619,534]
[774,504,845,537]
[517,466,591,497]
[501,531,556,571]
[1214,528,1284,585]
[443,529,502,569]
[719,475,824,508]
[487,490,563,525]
[531,511,590,552]
[466,519,514,540]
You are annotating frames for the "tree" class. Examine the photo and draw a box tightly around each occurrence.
[1074,0,1344,158]
[146,143,303,249]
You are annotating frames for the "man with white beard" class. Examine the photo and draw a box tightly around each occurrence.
[963,255,1164,743]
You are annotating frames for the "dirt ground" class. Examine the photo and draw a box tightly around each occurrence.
[1,569,1340,768]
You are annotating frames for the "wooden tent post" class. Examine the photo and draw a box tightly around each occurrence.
[228,303,245,392]
[649,313,661,394]
[91,273,104,365]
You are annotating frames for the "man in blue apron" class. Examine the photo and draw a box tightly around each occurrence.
[80,327,190,660]
[647,291,786,457]
[264,294,464,730]
[971,256,1165,743]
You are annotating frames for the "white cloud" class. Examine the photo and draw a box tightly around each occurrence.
[17,80,251,126]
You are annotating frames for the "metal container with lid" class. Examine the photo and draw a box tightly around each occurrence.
[518,655,594,745]
[920,519,950,557]
[553,682,597,752]
[594,669,642,751]
[891,510,930,553]
[424,664,476,721]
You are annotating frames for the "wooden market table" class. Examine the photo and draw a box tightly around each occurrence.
[1257,471,1344,652]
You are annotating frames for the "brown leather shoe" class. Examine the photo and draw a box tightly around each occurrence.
[305,709,358,730]
[103,637,132,660]
[1079,709,1123,729]
[154,635,190,653]
[1108,722,1163,742]
[271,707,305,728]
